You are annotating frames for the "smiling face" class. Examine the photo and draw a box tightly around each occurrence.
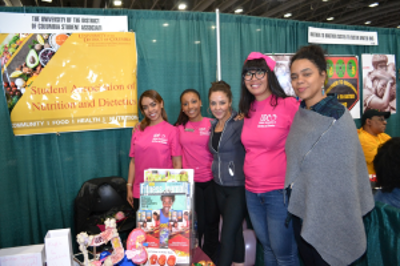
[141,97,164,125]
[161,196,174,216]
[290,58,326,108]
[209,91,232,121]
[181,92,202,122]
[244,70,271,101]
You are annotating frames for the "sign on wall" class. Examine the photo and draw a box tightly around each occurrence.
[0,13,128,33]
[1,32,138,135]
[362,54,396,114]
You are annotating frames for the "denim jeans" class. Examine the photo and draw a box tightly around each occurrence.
[245,189,299,266]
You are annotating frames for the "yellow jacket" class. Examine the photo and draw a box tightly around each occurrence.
[358,128,391,174]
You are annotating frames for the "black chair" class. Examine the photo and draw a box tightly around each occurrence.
[74,176,136,237]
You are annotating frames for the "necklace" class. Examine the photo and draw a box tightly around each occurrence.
[184,119,203,132]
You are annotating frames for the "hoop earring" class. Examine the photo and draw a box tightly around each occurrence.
[321,85,325,96]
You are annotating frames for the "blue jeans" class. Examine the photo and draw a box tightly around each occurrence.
[246,189,299,266]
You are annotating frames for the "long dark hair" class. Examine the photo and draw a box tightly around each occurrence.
[175,89,201,126]
[239,59,287,118]
[138,90,168,131]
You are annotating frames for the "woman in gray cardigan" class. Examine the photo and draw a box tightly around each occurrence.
[286,45,374,266]
[208,81,246,266]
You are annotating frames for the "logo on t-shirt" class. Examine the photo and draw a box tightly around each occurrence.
[198,127,210,136]
[152,133,168,144]
[258,114,277,128]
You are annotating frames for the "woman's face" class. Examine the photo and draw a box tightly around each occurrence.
[153,214,158,221]
[209,91,232,121]
[141,97,164,125]
[290,59,326,107]
[181,92,202,121]
[244,69,271,101]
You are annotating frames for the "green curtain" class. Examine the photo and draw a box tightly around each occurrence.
[0,8,399,266]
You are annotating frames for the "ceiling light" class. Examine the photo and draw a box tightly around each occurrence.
[113,0,122,6]
[326,17,334,21]
[322,0,328,2]
[369,2,379,8]
[256,29,261,31]
[211,26,216,29]
[178,3,187,10]
[365,21,371,24]
[234,8,243,14]
[398,25,400,28]
[194,41,201,44]
[152,40,157,43]
[284,13,292,18]
[163,23,169,27]
[41,0,52,2]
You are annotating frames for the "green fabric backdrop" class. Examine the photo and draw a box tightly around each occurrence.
[0,7,399,265]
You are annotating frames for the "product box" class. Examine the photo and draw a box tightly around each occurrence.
[44,228,74,266]
[0,244,45,266]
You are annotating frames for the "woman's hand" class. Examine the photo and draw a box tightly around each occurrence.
[234,113,244,121]
[127,189,134,208]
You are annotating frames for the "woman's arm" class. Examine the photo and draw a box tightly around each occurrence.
[172,156,182,169]
[127,157,135,208]
[369,79,393,110]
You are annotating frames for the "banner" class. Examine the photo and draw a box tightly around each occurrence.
[325,56,360,118]
[267,53,361,118]
[0,13,128,33]
[308,27,378,46]
[362,54,396,114]
[1,32,138,135]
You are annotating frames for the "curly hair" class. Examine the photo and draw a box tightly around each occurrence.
[373,137,400,192]
[290,44,327,75]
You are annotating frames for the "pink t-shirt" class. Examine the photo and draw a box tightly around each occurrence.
[241,96,299,193]
[129,120,181,198]
[178,117,214,183]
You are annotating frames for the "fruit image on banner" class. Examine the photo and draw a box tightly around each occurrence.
[325,56,360,118]
[1,32,138,136]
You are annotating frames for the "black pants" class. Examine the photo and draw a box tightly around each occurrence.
[214,182,246,266]
[292,216,330,266]
[195,180,220,262]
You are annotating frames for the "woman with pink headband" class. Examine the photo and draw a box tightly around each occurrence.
[239,52,300,266]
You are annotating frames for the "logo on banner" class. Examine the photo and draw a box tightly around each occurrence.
[258,114,277,128]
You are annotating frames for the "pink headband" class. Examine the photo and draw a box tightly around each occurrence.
[246,52,276,71]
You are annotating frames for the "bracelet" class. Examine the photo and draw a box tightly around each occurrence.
[127,183,132,186]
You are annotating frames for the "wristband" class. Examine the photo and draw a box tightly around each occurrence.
[127,183,132,186]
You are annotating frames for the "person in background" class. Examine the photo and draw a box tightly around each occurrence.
[152,211,160,229]
[127,90,182,211]
[358,109,391,175]
[285,44,374,266]
[373,137,400,209]
[239,52,299,266]
[208,81,247,266]
[175,89,219,262]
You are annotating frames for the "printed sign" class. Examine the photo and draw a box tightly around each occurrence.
[1,32,138,135]
[308,27,378,46]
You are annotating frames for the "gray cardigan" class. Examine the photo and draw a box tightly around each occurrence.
[208,110,245,186]
[285,107,375,266]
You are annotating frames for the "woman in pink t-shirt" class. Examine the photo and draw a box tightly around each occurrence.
[127,90,182,210]
[239,52,299,266]
[175,89,219,262]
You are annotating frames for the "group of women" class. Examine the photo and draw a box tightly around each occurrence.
[126,44,374,266]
